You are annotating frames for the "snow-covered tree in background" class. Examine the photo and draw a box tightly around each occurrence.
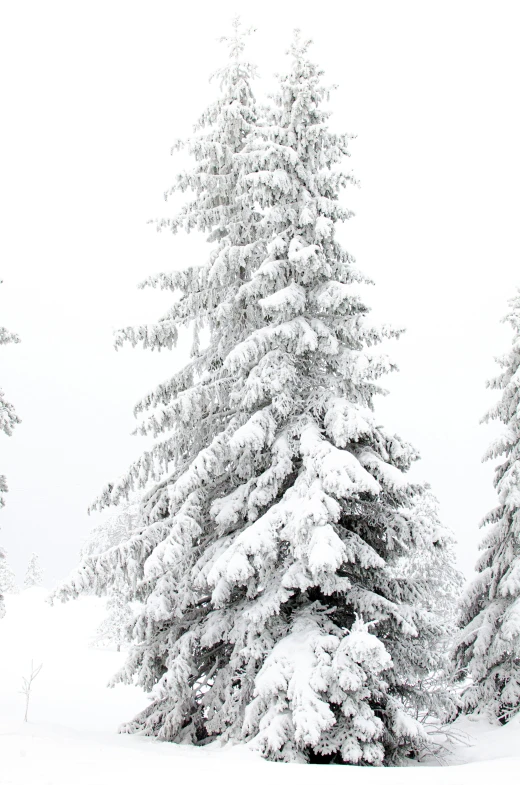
[0,324,20,510]
[0,550,18,596]
[1,281,21,617]
[80,502,139,652]
[80,501,140,561]
[0,548,7,620]
[395,490,462,623]
[94,588,134,653]
[57,30,457,764]
[388,491,462,719]
[24,553,44,589]
[455,291,520,723]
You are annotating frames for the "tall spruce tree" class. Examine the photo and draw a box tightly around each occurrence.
[57,31,456,764]
[1,283,21,617]
[455,291,520,722]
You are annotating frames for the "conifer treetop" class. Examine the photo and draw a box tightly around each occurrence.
[218,16,255,61]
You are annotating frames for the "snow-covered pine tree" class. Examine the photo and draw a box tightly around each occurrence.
[455,290,520,723]
[56,31,455,764]
[1,282,21,616]
[24,553,44,589]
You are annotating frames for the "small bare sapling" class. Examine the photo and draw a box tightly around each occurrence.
[20,661,43,722]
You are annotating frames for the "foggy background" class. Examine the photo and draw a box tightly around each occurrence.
[1,0,518,584]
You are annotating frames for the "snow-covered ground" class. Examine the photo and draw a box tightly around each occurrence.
[0,589,518,784]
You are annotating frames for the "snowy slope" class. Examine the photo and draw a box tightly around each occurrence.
[0,589,518,784]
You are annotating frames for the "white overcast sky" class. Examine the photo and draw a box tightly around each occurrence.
[1,0,519,583]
